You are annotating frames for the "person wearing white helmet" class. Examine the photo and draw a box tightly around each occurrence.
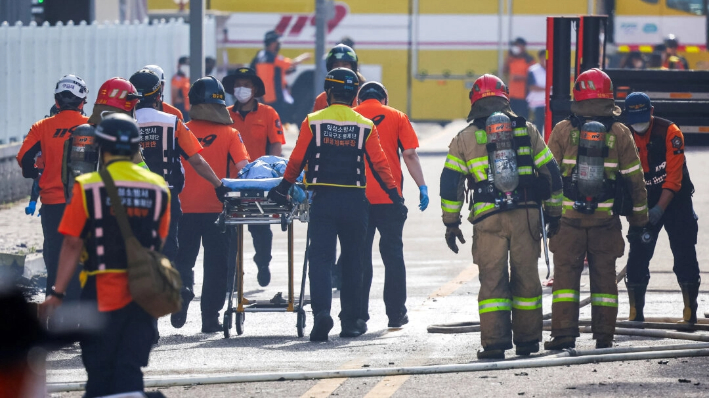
[16,74,90,302]
[143,64,185,120]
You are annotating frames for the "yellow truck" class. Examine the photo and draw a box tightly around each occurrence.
[148,0,707,121]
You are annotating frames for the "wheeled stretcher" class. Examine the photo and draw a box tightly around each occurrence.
[217,177,310,338]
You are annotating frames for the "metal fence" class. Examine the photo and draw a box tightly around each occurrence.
[0,17,216,145]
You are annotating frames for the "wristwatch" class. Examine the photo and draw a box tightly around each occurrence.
[48,286,66,300]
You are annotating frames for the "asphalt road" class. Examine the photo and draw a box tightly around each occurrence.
[24,121,709,397]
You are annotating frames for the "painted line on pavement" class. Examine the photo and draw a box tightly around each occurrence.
[361,263,480,398]
[299,358,366,398]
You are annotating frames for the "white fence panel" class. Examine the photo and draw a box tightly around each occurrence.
[0,17,216,145]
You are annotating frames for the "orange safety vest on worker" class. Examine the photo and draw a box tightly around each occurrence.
[162,102,184,120]
[59,160,170,312]
[16,110,89,204]
[251,50,293,104]
[171,74,191,111]
[227,103,285,159]
[180,120,250,214]
[506,55,534,100]
[283,104,397,191]
[354,99,420,204]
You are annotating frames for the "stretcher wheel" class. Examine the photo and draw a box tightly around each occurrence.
[223,312,232,339]
[296,309,306,338]
[281,215,288,232]
[236,312,245,335]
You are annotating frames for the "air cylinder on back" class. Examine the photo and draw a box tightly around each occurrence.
[486,112,519,193]
[577,121,606,198]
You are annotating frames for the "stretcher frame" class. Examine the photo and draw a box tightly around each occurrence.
[218,186,310,338]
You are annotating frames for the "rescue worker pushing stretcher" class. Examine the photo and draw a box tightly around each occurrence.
[622,92,700,323]
[268,68,403,342]
[545,69,648,350]
[440,74,562,359]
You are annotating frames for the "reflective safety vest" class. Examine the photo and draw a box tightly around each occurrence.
[135,108,185,192]
[74,162,169,276]
[303,106,375,188]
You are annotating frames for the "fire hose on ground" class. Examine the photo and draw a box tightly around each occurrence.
[47,344,709,392]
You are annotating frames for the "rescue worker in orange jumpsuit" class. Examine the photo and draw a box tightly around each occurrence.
[40,114,170,397]
[251,30,310,118]
[171,56,191,121]
[440,74,562,359]
[144,64,184,120]
[129,69,229,330]
[545,69,648,350]
[17,74,89,302]
[222,67,286,286]
[503,37,534,119]
[312,44,363,112]
[175,77,250,333]
[354,81,428,328]
[268,68,402,342]
[623,92,700,323]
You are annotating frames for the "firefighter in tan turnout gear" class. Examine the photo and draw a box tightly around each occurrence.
[545,68,649,350]
[440,74,562,359]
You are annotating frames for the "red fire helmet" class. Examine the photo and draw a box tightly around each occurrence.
[573,68,614,101]
[469,74,509,106]
[95,77,140,112]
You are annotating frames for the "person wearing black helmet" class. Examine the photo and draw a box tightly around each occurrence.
[312,44,364,112]
[251,30,311,117]
[223,67,286,287]
[40,113,171,397]
[144,64,184,120]
[354,81,428,328]
[129,69,229,321]
[269,68,403,342]
[662,34,690,70]
[173,76,250,333]
[17,74,89,303]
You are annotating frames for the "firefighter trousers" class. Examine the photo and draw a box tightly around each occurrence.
[472,208,543,350]
[549,217,625,339]
[626,192,699,285]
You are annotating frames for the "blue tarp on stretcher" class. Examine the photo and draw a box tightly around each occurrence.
[221,156,306,203]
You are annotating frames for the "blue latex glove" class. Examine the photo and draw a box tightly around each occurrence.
[25,201,37,216]
[418,185,429,211]
[648,205,664,225]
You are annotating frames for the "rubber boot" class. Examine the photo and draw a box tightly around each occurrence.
[544,336,576,351]
[477,348,505,360]
[595,335,613,349]
[626,283,647,322]
[515,341,540,356]
[680,282,700,324]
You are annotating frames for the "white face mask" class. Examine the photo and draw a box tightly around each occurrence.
[511,46,522,55]
[179,65,190,76]
[631,122,650,133]
[234,87,253,103]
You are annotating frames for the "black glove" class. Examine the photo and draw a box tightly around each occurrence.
[395,201,408,222]
[215,183,230,203]
[531,177,551,202]
[546,215,561,239]
[445,226,466,254]
[268,179,292,206]
[627,225,653,244]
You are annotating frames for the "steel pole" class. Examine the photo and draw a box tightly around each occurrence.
[189,0,205,83]
[314,0,327,97]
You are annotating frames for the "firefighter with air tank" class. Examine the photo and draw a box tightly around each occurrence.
[440,74,562,359]
[545,68,649,350]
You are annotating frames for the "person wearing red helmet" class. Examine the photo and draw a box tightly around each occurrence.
[544,68,648,351]
[440,74,562,359]
[61,78,144,202]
